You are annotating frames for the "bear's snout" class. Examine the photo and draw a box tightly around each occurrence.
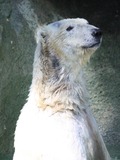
[91,28,102,39]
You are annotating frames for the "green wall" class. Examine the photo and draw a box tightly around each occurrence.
[0,0,120,159]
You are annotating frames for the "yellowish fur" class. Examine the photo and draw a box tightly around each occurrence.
[13,18,110,160]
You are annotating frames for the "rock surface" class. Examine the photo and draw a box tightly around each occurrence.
[0,0,120,158]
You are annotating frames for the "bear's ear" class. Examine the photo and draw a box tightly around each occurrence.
[47,21,61,30]
[35,26,47,44]
[49,21,61,28]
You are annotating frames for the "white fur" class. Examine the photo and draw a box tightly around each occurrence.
[13,18,110,160]
[13,104,90,160]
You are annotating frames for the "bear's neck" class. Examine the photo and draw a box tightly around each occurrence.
[28,43,88,111]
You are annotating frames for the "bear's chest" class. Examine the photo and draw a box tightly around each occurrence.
[14,105,91,160]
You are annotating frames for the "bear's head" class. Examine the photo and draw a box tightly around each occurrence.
[36,18,102,66]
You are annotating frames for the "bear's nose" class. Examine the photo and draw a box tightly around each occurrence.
[92,28,102,38]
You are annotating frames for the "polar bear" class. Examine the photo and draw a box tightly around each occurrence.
[13,18,111,160]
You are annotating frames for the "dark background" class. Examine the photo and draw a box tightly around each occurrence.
[49,0,120,33]
[0,0,120,159]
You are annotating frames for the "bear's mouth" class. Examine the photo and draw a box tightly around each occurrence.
[82,41,101,49]
[89,42,101,48]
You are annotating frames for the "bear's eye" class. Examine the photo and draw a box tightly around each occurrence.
[66,26,74,31]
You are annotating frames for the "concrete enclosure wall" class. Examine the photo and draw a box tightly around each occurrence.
[0,0,120,159]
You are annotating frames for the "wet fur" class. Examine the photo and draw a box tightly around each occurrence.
[13,18,111,160]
